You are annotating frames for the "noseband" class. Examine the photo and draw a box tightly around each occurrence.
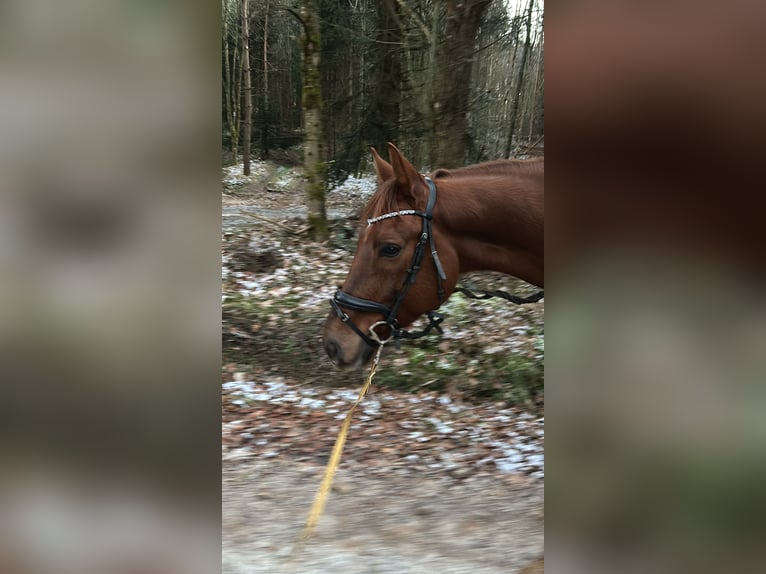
[330,177,448,347]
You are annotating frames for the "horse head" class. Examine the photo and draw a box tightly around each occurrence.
[322,143,459,369]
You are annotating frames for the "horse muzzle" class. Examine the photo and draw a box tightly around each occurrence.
[323,327,376,369]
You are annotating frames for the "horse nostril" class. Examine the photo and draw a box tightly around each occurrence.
[325,340,340,362]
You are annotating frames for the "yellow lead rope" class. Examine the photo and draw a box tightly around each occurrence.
[298,343,384,541]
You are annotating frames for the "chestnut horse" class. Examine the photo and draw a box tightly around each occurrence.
[323,143,543,369]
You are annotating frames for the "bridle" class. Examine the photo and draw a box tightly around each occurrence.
[330,176,448,347]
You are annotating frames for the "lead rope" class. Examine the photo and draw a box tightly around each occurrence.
[289,326,391,566]
[298,343,383,541]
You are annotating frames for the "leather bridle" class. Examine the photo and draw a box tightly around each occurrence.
[330,177,448,347]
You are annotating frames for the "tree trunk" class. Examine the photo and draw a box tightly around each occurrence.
[504,0,534,159]
[260,0,270,160]
[222,0,239,164]
[368,0,401,156]
[526,26,543,142]
[241,0,252,175]
[298,0,328,241]
[430,0,491,169]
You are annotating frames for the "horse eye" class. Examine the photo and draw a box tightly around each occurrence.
[380,244,401,258]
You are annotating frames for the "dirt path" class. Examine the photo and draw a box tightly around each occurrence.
[223,456,543,574]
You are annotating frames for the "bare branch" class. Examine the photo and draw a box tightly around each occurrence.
[284,7,311,39]
[395,0,432,43]
[238,211,310,235]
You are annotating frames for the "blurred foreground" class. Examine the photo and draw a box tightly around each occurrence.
[1,0,765,573]
[546,1,766,571]
[223,456,542,574]
[1,1,220,573]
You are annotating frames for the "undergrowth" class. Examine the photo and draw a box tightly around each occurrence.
[222,289,544,410]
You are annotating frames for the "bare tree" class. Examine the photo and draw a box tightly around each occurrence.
[525,24,543,142]
[367,0,402,156]
[430,0,491,169]
[241,0,252,175]
[222,0,241,164]
[504,0,534,158]
[260,0,270,159]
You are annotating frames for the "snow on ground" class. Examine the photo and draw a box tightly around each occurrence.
[223,159,377,198]
[223,376,544,479]
[330,174,377,197]
[222,160,269,187]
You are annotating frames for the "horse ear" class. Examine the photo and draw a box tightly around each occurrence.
[387,142,424,206]
[370,147,393,185]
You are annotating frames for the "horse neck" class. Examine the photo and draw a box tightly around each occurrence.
[434,173,544,286]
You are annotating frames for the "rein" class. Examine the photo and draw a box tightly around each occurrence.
[455,286,544,305]
[330,176,448,347]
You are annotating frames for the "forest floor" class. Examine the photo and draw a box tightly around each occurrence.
[222,158,545,573]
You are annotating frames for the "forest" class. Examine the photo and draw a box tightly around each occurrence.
[222,3,545,569]
[222,0,544,196]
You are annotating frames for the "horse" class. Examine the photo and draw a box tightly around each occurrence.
[323,143,544,369]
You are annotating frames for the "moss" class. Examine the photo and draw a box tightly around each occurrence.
[306,162,326,198]
[305,161,328,240]
[299,8,323,111]
[221,292,318,366]
[307,215,328,240]
[372,338,544,409]
[302,65,322,110]
[302,68,321,109]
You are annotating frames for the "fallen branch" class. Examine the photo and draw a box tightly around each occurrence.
[238,210,310,235]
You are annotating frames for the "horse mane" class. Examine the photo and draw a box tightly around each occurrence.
[431,158,544,232]
[361,157,544,222]
[430,157,543,180]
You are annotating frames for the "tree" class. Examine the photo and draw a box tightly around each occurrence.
[366,0,402,156]
[260,0,271,159]
[241,0,253,175]
[220,0,544,172]
[222,0,241,164]
[430,0,492,169]
[504,0,534,158]
[293,0,328,241]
